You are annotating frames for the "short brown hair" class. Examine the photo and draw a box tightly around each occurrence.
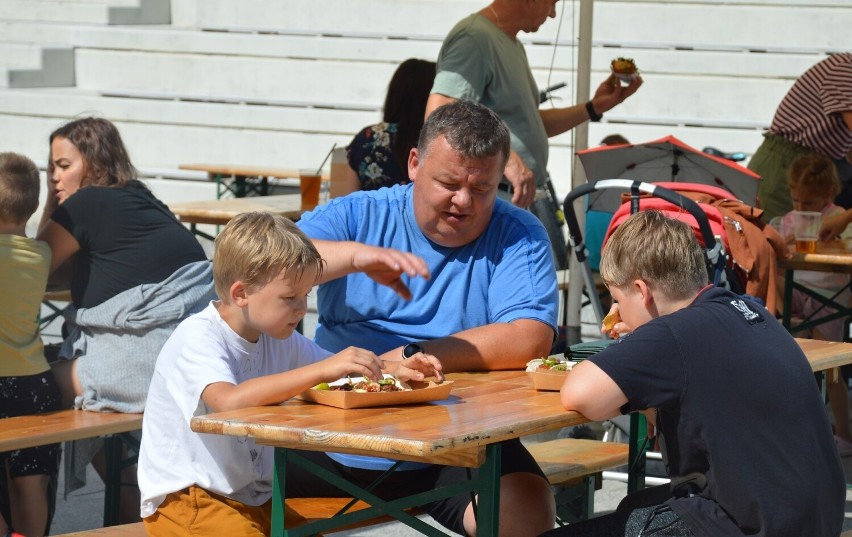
[49,117,137,189]
[787,153,841,200]
[213,212,324,301]
[600,211,707,300]
[0,152,40,224]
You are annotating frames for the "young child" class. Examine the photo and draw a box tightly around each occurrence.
[137,212,441,536]
[544,211,844,536]
[0,152,62,537]
[778,153,852,455]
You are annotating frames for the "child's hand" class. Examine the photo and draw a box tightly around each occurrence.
[324,347,384,382]
[602,304,633,338]
[384,352,444,382]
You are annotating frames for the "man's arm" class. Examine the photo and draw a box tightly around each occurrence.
[311,239,430,300]
[377,319,553,373]
[559,360,627,420]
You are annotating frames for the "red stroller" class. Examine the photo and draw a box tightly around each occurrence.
[562,179,784,327]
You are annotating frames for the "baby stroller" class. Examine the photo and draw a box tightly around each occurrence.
[562,179,783,327]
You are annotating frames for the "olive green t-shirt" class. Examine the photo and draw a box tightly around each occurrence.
[431,13,549,186]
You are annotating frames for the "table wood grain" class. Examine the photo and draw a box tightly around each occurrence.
[191,371,589,468]
[0,410,142,452]
[778,239,852,273]
[180,163,329,182]
[168,194,303,225]
[798,338,852,372]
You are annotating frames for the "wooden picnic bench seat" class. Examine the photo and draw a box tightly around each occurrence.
[527,438,630,525]
[49,435,626,534]
[0,409,143,528]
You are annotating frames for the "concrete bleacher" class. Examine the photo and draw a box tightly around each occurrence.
[1,0,850,214]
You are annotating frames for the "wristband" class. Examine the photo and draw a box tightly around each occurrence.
[585,100,602,122]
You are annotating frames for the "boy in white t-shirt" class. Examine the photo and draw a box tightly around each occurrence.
[138,212,442,536]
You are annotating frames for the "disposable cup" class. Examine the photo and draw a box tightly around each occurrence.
[299,169,322,210]
[793,210,821,254]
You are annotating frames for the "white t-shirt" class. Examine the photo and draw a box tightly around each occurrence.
[138,301,331,518]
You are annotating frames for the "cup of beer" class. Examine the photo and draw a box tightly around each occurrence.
[793,211,821,254]
[299,169,322,211]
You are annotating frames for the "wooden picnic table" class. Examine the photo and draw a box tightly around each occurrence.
[179,163,328,198]
[191,370,588,536]
[778,239,852,335]
[168,194,304,240]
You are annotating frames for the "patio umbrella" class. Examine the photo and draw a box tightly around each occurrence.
[578,135,761,213]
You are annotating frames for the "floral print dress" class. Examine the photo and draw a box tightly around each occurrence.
[346,122,409,191]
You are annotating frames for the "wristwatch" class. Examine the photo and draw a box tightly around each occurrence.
[402,343,423,359]
[585,100,602,122]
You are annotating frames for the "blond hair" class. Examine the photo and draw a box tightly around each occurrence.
[213,212,324,301]
[600,211,707,300]
[0,152,40,224]
[787,153,841,200]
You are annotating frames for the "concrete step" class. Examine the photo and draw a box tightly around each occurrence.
[0,43,74,87]
[0,0,169,25]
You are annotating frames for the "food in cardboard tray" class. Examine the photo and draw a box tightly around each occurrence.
[313,375,411,393]
[525,356,576,372]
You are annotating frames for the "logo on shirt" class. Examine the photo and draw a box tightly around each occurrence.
[730,299,760,322]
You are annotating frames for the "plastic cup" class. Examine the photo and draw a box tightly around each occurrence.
[299,169,322,210]
[793,210,821,254]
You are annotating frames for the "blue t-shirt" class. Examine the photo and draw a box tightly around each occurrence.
[299,183,558,355]
[298,183,558,469]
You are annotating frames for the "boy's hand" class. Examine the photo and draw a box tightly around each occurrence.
[383,352,444,382]
[324,347,384,382]
[351,246,430,300]
[601,304,628,338]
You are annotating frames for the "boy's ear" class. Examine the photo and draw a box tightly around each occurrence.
[229,280,250,306]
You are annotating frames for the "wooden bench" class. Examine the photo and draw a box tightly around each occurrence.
[0,409,143,528]
[51,437,627,534]
[527,438,630,525]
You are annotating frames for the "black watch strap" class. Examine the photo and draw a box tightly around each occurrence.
[585,100,602,122]
[402,343,423,359]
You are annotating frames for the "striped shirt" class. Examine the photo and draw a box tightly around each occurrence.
[769,53,852,160]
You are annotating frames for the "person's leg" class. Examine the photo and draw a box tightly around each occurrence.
[144,486,270,537]
[428,439,555,537]
[6,473,49,537]
[49,358,82,409]
[90,446,141,524]
[538,509,631,536]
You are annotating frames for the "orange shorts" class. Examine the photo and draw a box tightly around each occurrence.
[143,485,271,537]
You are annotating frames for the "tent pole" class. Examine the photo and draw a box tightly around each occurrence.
[566,0,594,344]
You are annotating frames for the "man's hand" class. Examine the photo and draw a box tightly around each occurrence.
[350,246,431,300]
[383,352,445,382]
[592,74,643,115]
[504,150,536,208]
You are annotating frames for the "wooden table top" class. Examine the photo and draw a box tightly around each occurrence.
[778,239,852,273]
[798,338,852,372]
[0,409,143,452]
[168,194,304,225]
[191,370,589,468]
[180,163,329,182]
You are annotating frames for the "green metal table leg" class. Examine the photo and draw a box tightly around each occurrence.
[476,442,502,536]
[271,449,287,537]
[627,412,647,494]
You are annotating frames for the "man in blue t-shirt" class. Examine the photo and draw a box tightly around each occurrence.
[546,211,844,537]
[296,100,559,537]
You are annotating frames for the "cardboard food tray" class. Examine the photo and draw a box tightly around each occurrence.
[299,380,453,409]
[526,369,569,391]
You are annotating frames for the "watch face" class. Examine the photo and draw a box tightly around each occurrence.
[403,343,422,358]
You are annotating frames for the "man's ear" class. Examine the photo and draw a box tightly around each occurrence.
[407,147,419,182]
[633,279,653,307]
[229,280,249,306]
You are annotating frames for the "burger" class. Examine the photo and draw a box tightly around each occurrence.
[611,57,639,83]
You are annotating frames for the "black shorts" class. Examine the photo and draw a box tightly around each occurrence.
[285,438,546,535]
[0,371,62,477]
